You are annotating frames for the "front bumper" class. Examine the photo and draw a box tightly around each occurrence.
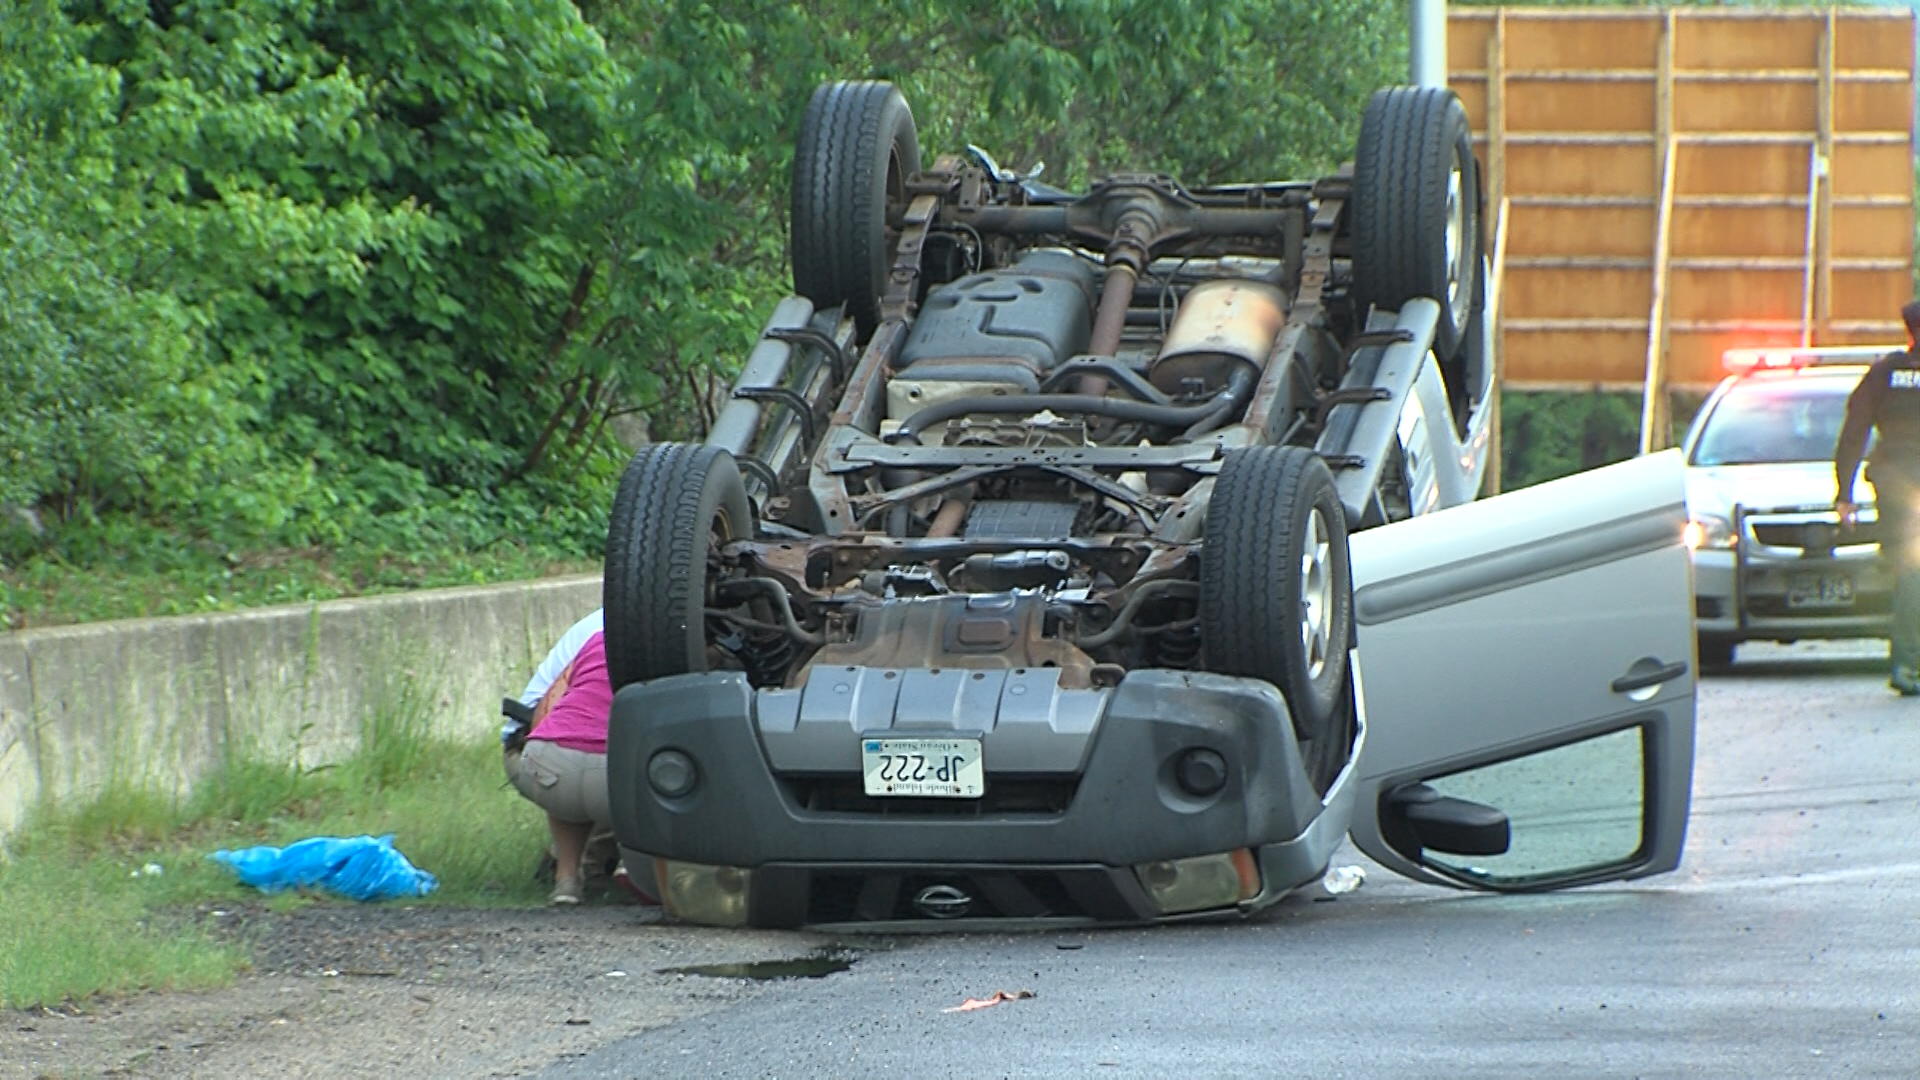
[1692,509,1893,642]
[606,667,1358,929]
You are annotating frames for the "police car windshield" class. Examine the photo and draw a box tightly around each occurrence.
[1691,377,1854,466]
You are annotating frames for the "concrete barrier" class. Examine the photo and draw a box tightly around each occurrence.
[0,638,34,839]
[0,575,601,842]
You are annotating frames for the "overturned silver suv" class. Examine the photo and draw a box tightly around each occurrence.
[600,81,1697,929]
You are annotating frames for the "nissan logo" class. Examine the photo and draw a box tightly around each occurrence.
[913,884,973,919]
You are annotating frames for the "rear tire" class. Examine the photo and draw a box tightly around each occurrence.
[1352,86,1482,359]
[790,80,920,338]
[603,444,752,691]
[1201,447,1355,794]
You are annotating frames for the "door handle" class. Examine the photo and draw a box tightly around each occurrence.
[1611,661,1689,694]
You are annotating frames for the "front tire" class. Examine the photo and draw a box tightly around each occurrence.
[1352,86,1482,359]
[790,80,921,338]
[603,444,752,691]
[1201,447,1355,794]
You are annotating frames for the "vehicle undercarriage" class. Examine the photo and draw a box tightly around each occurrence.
[598,79,1500,927]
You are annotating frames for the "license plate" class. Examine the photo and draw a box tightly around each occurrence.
[1787,572,1854,609]
[862,738,984,798]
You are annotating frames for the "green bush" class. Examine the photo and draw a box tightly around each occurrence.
[0,41,294,539]
[1500,391,1645,490]
[2,0,1414,615]
[1499,389,1708,490]
[1,1,629,553]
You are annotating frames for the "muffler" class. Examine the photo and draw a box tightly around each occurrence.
[1148,279,1287,396]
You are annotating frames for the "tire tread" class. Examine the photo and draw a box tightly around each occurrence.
[1201,447,1355,794]
[1352,86,1478,356]
[790,81,918,335]
[604,444,747,689]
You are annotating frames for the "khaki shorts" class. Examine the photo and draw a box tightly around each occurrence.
[504,739,611,831]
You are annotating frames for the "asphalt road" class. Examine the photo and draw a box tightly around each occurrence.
[550,641,1920,1079]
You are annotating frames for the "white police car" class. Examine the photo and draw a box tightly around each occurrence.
[1683,346,1894,667]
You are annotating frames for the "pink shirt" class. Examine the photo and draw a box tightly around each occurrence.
[528,632,612,754]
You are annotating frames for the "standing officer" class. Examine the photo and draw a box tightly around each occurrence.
[1836,300,1920,696]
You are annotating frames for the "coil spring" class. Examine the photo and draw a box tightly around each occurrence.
[739,628,796,688]
[1154,623,1201,669]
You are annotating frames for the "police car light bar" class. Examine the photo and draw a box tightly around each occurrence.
[1721,345,1893,374]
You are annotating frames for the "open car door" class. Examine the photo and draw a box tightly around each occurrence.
[1345,451,1695,890]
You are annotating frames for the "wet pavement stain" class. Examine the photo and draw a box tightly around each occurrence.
[658,950,855,980]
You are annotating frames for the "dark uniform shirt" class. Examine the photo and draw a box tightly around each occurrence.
[1836,346,1920,499]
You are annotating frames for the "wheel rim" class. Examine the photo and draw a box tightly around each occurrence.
[705,505,737,587]
[1443,156,1468,328]
[883,144,908,237]
[1299,506,1334,683]
[887,144,906,207]
[877,145,907,305]
[696,504,738,666]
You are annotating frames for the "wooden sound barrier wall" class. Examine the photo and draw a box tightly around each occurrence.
[1450,7,1914,396]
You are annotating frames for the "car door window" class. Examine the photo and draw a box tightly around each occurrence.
[1417,726,1645,886]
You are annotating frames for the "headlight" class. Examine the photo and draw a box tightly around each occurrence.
[1683,514,1737,550]
[1133,849,1260,915]
[658,859,752,926]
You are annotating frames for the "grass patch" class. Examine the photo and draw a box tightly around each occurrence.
[0,537,597,631]
[0,732,553,1010]
[0,856,246,1007]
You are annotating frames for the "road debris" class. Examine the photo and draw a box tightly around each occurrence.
[1322,864,1366,895]
[943,990,1035,1013]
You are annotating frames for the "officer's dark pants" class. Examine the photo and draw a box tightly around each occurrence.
[1875,472,1920,675]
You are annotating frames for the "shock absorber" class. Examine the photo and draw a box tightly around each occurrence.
[1154,622,1201,669]
[739,628,796,688]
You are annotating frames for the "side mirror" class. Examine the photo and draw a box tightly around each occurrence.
[1383,783,1511,857]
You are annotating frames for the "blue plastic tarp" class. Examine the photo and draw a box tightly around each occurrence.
[211,834,438,902]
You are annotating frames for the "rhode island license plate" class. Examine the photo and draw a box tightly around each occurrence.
[1787,572,1855,609]
[861,738,984,798]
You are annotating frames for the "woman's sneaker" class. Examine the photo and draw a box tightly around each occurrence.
[549,877,585,906]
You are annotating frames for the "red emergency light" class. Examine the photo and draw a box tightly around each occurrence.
[1720,345,1893,375]
[1720,348,1802,373]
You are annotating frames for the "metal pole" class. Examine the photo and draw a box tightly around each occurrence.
[1410,0,1447,88]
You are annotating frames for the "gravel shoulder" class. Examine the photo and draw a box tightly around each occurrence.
[1,902,832,1079]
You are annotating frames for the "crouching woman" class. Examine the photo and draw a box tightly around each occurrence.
[505,615,615,906]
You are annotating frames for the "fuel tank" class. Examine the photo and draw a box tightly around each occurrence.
[897,249,1098,386]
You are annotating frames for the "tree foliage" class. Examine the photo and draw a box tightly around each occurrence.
[1,2,290,538]
[931,0,1404,184]
[4,0,630,554]
[3,0,1414,574]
